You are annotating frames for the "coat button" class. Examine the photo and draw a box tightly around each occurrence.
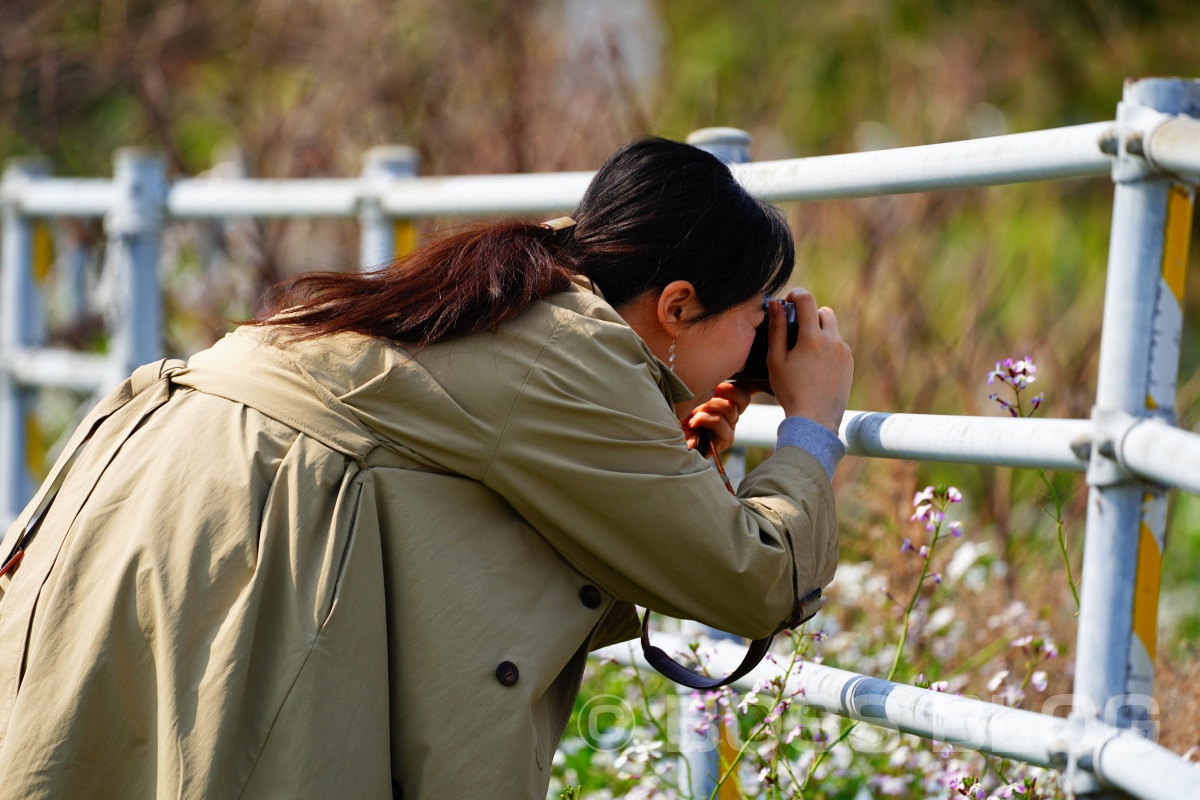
[579,585,602,609]
[496,661,519,686]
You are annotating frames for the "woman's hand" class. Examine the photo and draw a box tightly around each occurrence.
[682,382,753,455]
[768,288,853,434]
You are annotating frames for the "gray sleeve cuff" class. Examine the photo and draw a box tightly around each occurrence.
[776,416,845,480]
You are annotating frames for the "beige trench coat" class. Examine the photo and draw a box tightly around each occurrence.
[0,277,838,799]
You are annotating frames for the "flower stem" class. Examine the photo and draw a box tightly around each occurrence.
[708,635,805,800]
[888,526,941,682]
[805,518,946,789]
[1038,469,1079,610]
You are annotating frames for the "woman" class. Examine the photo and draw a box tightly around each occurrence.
[0,138,852,798]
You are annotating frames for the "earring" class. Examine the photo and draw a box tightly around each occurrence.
[668,339,676,372]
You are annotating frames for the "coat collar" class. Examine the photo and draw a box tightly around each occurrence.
[568,274,694,406]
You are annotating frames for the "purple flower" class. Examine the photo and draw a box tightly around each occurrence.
[946,487,963,503]
[987,356,1044,415]
[1031,671,1048,692]
[901,538,913,553]
[948,520,964,537]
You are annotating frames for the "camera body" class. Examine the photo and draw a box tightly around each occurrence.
[728,299,798,395]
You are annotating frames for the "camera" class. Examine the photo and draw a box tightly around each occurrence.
[728,298,798,395]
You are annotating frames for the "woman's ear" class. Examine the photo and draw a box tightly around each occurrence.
[655,280,702,334]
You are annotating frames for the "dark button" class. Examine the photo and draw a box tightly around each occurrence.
[579,584,602,609]
[496,661,519,686]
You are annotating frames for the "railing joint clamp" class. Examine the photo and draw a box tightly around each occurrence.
[1111,105,1173,183]
[1085,407,1147,487]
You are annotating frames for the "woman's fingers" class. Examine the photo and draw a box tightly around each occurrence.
[684,394,744,454]
[687,411,736,453]
[788,288,820,335]
[764,288,854,434]
[712,382,753,414]
[817,306,839,335]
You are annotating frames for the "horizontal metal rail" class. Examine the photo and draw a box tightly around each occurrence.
[1145,116,1200,176]
[167,178,362,219]
[736,406,1093,471]
[8,348,111,394]
[1,123,1121,220]
[15,179,115,218]
[1120,419,1200,495]
[592,632,1198,800]
[7,117,1197,222]
[737,406,1200,495]
[736,122,1115,202]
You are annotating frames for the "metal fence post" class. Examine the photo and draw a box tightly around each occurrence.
[103,148,166,386]
[359,146,420,271]
[684,127,756,798]
[1070,77,1200,797]
[1,157,51,528]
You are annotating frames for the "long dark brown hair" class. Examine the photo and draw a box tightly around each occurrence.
[252,138,794,344]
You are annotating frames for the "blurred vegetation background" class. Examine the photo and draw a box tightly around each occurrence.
[3,0,1199,759]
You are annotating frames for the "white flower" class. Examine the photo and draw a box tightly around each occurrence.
[999,685,1025,706]
[1031,671,1048,692]
[737,692,759,714]
[987,670,1010,692]
[947,486,963,503]
[913,486,936,506]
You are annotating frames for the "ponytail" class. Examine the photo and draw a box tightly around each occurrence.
[253,221,577,346]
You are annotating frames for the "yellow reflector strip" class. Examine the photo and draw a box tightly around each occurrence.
[1132,521,1162,661]
[1146,394,1158,410]
[1161,184,1192,304]
[33,222,54,285]
[717,722,741,798]
[394,220,418,259]
[23,411,44,479]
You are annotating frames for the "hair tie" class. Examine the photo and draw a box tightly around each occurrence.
[540,216,576,231]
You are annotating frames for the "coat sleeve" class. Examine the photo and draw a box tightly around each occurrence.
[480,313,839,640]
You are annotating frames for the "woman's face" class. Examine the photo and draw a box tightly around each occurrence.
[671,295,765,407]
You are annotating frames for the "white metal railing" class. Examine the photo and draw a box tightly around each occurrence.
[2,77,1199,799]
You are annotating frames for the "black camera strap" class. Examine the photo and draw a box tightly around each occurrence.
[638,587,822,690]
[639,611,773,690]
